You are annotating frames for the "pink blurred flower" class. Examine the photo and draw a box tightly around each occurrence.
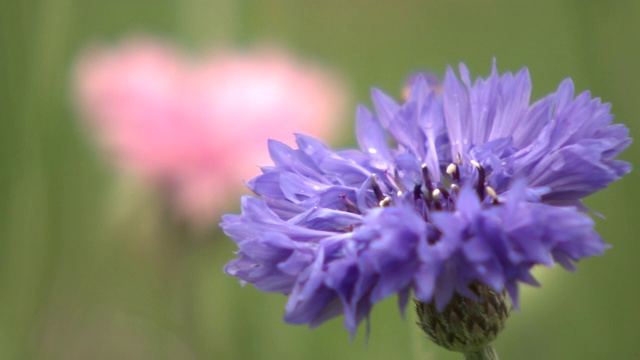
[74,37,348,226]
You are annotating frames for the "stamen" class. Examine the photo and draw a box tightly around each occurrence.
[471,160,485,199]
[387,169,405,193]
[432,189,443,210]
[413,184,422,201]
[455,153,463,164]
[451,184,460,195]
[486,186,499,205]
[421,164,434,194]
[379,196,392,207]
[339,194,360,214]
[446,163,460,183]
[437,186,450,200]
[371,174,385,202]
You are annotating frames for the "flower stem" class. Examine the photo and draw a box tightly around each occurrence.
[464,346,498,360]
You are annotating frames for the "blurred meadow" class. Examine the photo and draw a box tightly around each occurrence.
[1,1,640,359]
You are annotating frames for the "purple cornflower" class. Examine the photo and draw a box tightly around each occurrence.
[222,62,631,337]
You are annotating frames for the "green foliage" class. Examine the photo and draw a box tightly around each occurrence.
[1,1,638,359]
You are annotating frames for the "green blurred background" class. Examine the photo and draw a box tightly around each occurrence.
[1,1,639,359]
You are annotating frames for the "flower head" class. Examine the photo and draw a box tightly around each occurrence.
[74,37,348,225]
[223,62,630,336]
